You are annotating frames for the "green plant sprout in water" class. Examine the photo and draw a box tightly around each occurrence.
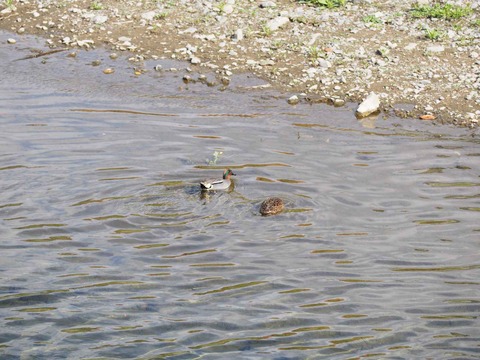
[206,151,223,165]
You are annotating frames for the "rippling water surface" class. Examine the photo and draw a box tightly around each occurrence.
[1,33,479,359]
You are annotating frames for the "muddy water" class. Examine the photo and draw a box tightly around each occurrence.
[1,33,479,359]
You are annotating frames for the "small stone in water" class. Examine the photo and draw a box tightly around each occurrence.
[7,38,16,44]
[154,64,163,71]
[420,114,435,120]
[221,76,230,86]
[190,56,201,65]
[91,60,102,66]
[287,95,299,105]
[103,68,114,74]
[109,53,118,60]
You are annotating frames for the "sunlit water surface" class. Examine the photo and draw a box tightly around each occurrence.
[1,32,479,360]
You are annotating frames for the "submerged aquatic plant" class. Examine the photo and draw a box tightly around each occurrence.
[206,151,223,165]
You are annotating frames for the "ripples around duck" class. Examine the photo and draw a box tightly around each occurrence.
[1,32,479,359]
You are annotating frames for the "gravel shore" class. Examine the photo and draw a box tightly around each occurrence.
[1,0,479,127]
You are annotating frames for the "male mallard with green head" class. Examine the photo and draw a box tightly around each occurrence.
[200,169,236,191]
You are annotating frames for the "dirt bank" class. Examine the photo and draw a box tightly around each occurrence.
[1,0,479,127]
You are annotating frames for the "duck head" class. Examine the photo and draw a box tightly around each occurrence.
[223,169,236,180]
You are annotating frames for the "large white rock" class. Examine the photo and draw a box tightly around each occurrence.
[265,16,290,31]
[356,92,380,118]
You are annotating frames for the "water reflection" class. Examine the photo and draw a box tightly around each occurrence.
[1,32,479,359]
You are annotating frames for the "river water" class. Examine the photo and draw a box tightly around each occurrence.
[1,32,479,359]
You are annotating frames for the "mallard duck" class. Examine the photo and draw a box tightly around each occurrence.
[200,169,236,190]
[259,197,284,216]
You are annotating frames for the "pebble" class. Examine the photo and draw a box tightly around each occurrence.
[141,11,156,21]
[221,76,230,86]
[93,15,108,24]
[404,43,417,51]
[265,16,289,32]
[287,95,299,105]
[7,38,16,44]
[190,56,201,64]
[118,36,131,43]
[426,44,445,53]
[103,68,114,74]
[76,39,95,48]
[259,59,275,66]
[318,59,331,68]
[259,1,276,8]
[232,28,244,41]
[420,114,436,120]
[223,5,234,14]
[1,7,14,15]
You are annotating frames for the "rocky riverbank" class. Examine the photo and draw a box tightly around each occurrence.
[1,0,479,127]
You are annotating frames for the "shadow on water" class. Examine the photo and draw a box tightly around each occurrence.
[1,31,479,359]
